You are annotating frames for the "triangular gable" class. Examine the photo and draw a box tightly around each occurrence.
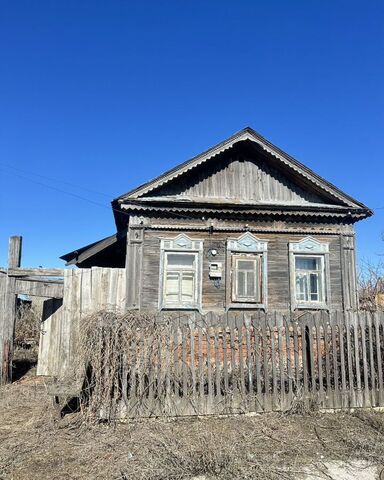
[114,127,369,210]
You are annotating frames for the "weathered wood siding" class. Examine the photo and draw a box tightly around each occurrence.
[140,225,354,313]
[150,151,328,205]
[37,268,126,379]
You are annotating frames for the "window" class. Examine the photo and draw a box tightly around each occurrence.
[227,233,268,309]
[159,235,203,309]
[164,253,197,306]
[294,256,324,303]
[289,237,329,309]
[232,254,262,303]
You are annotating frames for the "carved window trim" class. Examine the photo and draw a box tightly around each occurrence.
[159,234,203,310]
[289,237,331,310]
[226,233,268,310]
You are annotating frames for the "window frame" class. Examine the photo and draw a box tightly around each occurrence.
[226,233,268,310]
[231,253,263,303]
[289,237,330,310]
[159,234,203,310]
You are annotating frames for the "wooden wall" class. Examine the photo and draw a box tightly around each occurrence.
[37,268,126,380]
[149,149,326,205]
[140,222,356,313]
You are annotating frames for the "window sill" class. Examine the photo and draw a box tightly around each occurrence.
[160,305,201,311]
[226,302,266,311]
[294,303,328,310]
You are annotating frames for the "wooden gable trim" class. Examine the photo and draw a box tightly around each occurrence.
[113,127,371,211]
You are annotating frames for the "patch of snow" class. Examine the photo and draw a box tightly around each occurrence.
[300,460,380,480]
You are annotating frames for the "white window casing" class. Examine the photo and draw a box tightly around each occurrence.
[226,233,268,310]
[159,234,203,310]
[289,237,330,310]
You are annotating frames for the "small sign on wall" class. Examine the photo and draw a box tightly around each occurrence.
[209,262,222,278]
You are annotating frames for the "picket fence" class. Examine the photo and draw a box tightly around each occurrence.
[117,310,384,417]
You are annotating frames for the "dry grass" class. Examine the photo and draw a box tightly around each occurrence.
[14,301,41,349]
[1,377,384,479]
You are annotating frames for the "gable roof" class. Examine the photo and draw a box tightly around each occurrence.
[113,127,370,211]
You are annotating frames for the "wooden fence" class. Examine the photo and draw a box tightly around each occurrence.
[37,267,126,379]
[0,236,64,384]
[115,311,384,418]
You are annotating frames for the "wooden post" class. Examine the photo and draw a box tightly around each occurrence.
[125,217,143,310]
[0,236,22,384]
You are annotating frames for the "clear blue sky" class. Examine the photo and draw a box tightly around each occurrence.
[1,1,383,268]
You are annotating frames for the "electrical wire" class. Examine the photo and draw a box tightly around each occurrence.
[0,165,206,223]
[1,163,382,224]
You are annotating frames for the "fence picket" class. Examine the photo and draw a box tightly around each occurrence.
[366,312,376,406]
[374,312,383,405]
[337,311,347,407]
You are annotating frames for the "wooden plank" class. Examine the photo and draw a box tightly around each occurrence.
[285,316,293,407]
[337,311,347,407]
[253,314,261,396]
[3,268,64,277]
[173,317,182,409]
[322,311,332,406]
[366,312,376,406]
[222,314,229,395]
[189,315,196,398]
[238,314,245,396]
[206,318,213,408]
[301,316,308,396]
[214,322,221,399]
[353,313,363,407]
[345,312,354,398]
[7,236,22,269]
[277,313,285,409]
[293,319,300,393]
[14,278,64,298]
[230,315,237,394]
[165,324,172,401]
[307,316,315,394]
[360,312,370,406]
[261,315,270,410]
[198,322,204,399]
[0,275,7,383]
[269,314,278,409]
[374,312,384,405]
[0,237,22,384]
[182,323,188,400]
[331,312,339,405]
[315,313,323,398]
[245,314,253,395]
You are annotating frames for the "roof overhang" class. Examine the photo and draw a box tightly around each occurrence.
[60,231,127,267]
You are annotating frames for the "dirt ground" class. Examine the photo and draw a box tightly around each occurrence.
[1,372,384,479]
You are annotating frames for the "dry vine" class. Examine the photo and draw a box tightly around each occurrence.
[77,310,179,422]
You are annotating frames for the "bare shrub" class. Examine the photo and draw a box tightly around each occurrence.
[358,259,384,311]
[77,310,176,423]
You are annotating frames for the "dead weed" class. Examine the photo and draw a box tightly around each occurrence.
[1,382,384,479]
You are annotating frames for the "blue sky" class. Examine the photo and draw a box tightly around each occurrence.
[1,1,383,268]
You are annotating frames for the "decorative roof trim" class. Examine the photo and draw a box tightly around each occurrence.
[119,203,368,220]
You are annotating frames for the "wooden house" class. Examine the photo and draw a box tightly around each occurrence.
[61,128,372,314]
